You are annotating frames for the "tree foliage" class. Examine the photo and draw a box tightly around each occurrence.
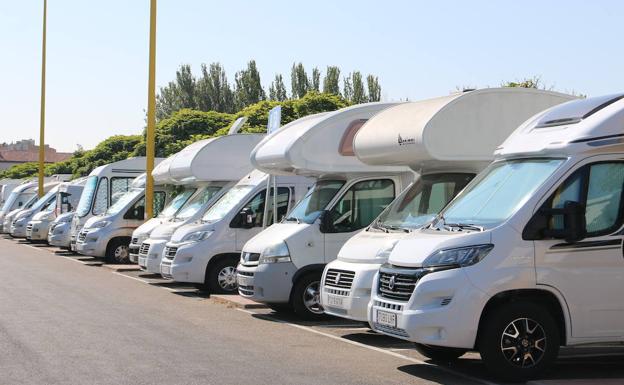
[367,75,381,102]
[269,74,288,101]
[323,66,341,95]
[234,60,266,109]
[291,62,309,99]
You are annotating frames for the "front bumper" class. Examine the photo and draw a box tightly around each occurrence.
[75,229,107,257]
[27,220,51,241]
[368,268,487,349]
[321,260,381,322]
[138,239,167,274]
[159,242,207,283]
[48,223,71,248]
[11,223,27,238]
[236,262,297,304]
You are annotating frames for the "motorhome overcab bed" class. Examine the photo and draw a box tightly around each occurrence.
[134,133,263,273]
[321,88,576,322]
[369,93,624,381]
[70,157,158,251]
[75,173,171,263]
[237,103,415,319]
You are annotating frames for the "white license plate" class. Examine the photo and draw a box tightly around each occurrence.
[376,310,397,328]
[161,265,171,275]
[326,294,344,308]
[237,275,252,286]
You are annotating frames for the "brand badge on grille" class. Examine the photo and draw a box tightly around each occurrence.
[334,273,341,285]
[388,275,396,290]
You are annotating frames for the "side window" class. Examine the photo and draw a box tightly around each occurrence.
[328,179,395,233]
[93,177,109,215]
[124,197,146,220]
[153,191,166,217]
[111,177,134,206]
[266,187,291,225]
[241,190,266,228]
[546,162,624,236]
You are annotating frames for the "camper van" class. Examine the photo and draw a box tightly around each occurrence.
[0,179,21,207]
[69,157,156,251]
[48,212,75,249]
[0,182,38,232]
[321,88,576,322]
[367,93,624,381]
[237,103,417,319]
[10,184,60,238]
[135,133,263,273]
[26,178,87,242]
[75,173,171,263]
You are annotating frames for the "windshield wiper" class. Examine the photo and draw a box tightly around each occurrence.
[372,222,410,233]
[443,223,484,232]
[284,217,301,224]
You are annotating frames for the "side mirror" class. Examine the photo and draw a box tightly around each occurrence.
[238,208,255,229]
[318,210,334,233]
[523,200,586,243]
[18,202,23,207]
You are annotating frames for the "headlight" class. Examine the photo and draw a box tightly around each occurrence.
[375,241,398,261]
[423,244,494,269]
[91,220,111,229]
[181,230,213,243]
[259,241,291,264]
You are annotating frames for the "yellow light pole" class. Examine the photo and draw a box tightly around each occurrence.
[145,0,157,218]
[38,0,47,197]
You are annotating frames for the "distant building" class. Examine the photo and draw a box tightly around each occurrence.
[0,140,72,171]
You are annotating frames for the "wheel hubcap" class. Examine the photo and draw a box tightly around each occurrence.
[114,245,129,261]
[217,266,237,291]
[500,317,546,368]
[302,281,323,314]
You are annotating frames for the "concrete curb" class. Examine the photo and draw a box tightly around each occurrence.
[101,264,140,272]
[211,294,267,309]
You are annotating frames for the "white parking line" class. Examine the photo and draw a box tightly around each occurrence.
[111,271,198,293]
[235,308,499,385]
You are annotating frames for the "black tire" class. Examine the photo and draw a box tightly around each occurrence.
[291,273,326,321]
[414,343,467,362]
[105,238,131,264]
[206,256,239,294]
[479,302,559,382]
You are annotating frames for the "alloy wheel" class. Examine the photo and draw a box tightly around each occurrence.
[217,266,237,292]
[302,281,323,314]
[500,317,547,368]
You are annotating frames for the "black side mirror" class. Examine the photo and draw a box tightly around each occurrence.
[319,210,334,233]
[238,207,255,229]
[523,200,586,243]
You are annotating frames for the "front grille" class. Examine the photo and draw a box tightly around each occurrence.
[237,270,254,277]
[131,237,139,245]
[77,232,87,242]
[139,243,150,255]
[325,287,349,296]
[26,224,33,231]
[324,269,355,289]
[374,300,404,311]
[378,265,426,301]
[238,285,254,296]
[163,246,178,259]
[373,323,410,338]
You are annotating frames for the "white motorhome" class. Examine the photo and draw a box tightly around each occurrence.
[75,173,171,263]
[237,103,416,319]
[368,93,624,381]
[69,157,156,251]
[135,133,263,273]
[10,184,60,238]
[0,182,38,232]
[0,179,21,207]
[321,88,576,322]
[26,177,87,242]
[48,212,75,249]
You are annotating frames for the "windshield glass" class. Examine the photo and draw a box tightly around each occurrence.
[105,189,143,216]
[438,159,564,229]
[375,173,474,231]
[158,188,196,218]
[2,191,20,212]
[176,186,223,220]
[76,176,98,217]
[30,189,57,212]
[286,180,345,224]
[202,185,255,223]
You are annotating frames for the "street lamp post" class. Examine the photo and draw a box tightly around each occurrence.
[38,0,47,197]
[145,0,157,218]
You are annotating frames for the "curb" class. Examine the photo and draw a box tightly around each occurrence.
[211,294,267,309]
[101,264,141,272]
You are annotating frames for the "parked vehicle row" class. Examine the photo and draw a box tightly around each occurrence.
[8,88,624,381]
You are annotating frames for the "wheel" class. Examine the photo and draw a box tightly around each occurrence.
[414,343,467,362]
[206,257,239,294]
[479,302,559,382]
[105,238,130,264]
[291,273,326,321]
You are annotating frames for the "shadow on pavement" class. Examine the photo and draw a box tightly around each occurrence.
[398,363,488,385]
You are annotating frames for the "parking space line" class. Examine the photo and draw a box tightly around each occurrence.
[235,308,499,385]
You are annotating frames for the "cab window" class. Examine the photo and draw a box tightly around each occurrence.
[233,187,291,228]
[124,192,166,220]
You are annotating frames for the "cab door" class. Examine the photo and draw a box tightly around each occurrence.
[534,161,624,338]
[323,178,396,263]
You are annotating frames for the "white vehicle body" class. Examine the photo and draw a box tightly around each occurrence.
[0,179,22,206]
[237,103,417,319]
[0,182,38,232]
[162,169,314,292]
[75,173,171,262]
[27,178,87,241]
[11,184,60,238]
[69,157,157,252]
[134,133,263,272]
[322,88,576,322]
[369,93,624,380]
[48,212,75,248]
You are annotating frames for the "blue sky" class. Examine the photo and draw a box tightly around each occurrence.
[1,0,623,152]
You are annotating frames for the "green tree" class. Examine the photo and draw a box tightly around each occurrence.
[310,67,321,92]
[351,71,367,104]
[343,76,353,102]
[367,75,381,102]
[502,76,543,89]
[196,62,235,113]
[291,62,309,98]
[234,60,266,109]
[322,66,341,95]
[269,74,288,101]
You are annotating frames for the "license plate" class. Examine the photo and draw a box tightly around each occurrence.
[376,310,397,328]
[161,265,171,275]
[326,295,344,308]
[237,275,252,286]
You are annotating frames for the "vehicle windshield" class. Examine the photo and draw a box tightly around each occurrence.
[30,189,57,212]
[2,191,24,212]
[374,173,474,231]
[285,180,345,224]
[158,188,196,218]
[202,185,255,223]
[105,189,143,216]
[24,194,39,209]
[436,159,564,229]
[176,186,223,220]
[76,176,98,217]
